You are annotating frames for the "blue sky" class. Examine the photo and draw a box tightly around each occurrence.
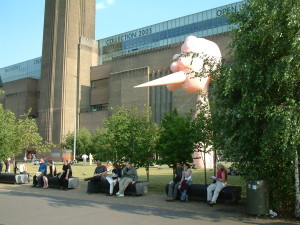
[0,0,239,68]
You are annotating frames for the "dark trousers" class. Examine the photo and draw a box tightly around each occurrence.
[58,173,70,189]
[33,174,44,187]
[87,176,103,193]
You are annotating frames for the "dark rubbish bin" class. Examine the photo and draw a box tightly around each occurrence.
[246,180,269,215]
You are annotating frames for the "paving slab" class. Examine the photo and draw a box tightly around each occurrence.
[0,182,298,225]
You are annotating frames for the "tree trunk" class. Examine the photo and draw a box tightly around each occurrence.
[295,150,300,217]
[213,146,217,176]
[146,165,149,182]
[203,146,207,185]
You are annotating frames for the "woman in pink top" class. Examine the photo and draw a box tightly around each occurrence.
[207,163,228,206]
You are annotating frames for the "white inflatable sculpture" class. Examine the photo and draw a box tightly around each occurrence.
[135,36,222,168]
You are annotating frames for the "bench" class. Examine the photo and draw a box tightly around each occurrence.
[0,173,29,184]
[48,177,79,189]
[88,180,148,196]
[166,183,242,203]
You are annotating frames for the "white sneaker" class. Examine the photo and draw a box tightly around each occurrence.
[116,192,120,196]
[117,194,124,197]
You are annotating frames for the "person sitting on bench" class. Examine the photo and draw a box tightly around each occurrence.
[58,159,72,191]
[32,158,47,188]
[105,162,122,196]
[43,161,57,188]
[207,163,228,206]
[116,162,138,197]
[85,161,107,194]
[166,161,183,201]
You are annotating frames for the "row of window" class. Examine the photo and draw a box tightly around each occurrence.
[122,17,228,49]
[100,17,229,63]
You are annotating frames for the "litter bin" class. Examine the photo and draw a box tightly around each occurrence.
[246,180,269,215]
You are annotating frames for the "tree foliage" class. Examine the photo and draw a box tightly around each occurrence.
[100,105,158,180]
[210,0,300,215]
[62,128,93,159]
[156,109,195,168]
[0,104,52,161]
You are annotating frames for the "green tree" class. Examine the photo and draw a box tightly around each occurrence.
[100,105,158,181]
[191,94,215,185]
[0,104,20,160]
[62,128,93,159]
[211,0,300,215]
[0,106,52,161]
[156,109,195,171]
[91,128,112,161]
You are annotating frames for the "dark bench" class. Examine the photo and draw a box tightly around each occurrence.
[166,184,242,203]
[88,180,148,196]
[0,173,30,184]
[48,177,79,189]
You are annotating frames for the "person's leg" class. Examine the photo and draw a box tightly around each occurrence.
[43,176,47,188]
[45,177,48,188]
[167,181,175,198]
[207,183,217,202]
[89,176,102,193]
[59,173,66,189]
[32,175,37,186]
[106,176,114,194]
[181,189,187,201]
[37,174,44,187]
[118,177,132,196]
[62,178,68,190]
[211,182,226,203]
[116,178,125,195]
[173,182,181,199]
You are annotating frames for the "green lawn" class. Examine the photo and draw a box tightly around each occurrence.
[25,162,246,197]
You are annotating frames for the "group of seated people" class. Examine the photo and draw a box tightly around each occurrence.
[166,162,228,206]
[32,158,72,191]
[84,161,138,197]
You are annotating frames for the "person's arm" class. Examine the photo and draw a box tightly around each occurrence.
[181,171,184,182]
[185,169,192,178]
[51,166,55,177]
[132,168,138,184]
[101,167,108,176]
[65,169,70,180]
[217,171,226,182]
[65,165,71,180]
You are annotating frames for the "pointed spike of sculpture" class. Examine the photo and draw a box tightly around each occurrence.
[134,71,186,88]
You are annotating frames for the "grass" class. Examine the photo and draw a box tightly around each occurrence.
[24,162,246,197]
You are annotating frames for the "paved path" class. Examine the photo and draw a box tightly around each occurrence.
[0,183,298,225]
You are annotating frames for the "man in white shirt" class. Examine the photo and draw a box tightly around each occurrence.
[82,154,88,166]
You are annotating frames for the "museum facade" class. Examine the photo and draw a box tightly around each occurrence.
[0,0,244,149]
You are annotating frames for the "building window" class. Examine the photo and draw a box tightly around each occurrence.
[91,104,108,112]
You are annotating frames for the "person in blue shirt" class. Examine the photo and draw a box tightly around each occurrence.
[32,158,47,188]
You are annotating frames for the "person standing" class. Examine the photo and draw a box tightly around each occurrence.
[82,153,88,166]
[84,161,107,194]
[32,158,47,187]
[58,159,72,191]
[116,162,138,197]
[89,153,93,165]
[207,163,228,206]
[166,162,183,201]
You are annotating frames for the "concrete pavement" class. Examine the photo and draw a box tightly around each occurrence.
[0,182,298,225]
